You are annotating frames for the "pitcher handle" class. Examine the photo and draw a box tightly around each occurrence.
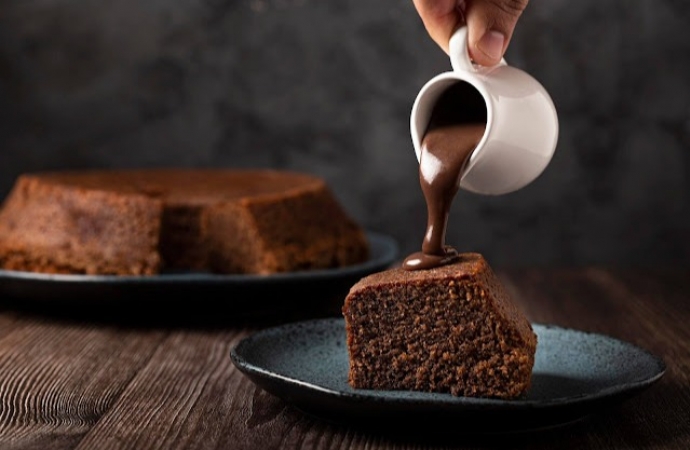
[449,26,507,72]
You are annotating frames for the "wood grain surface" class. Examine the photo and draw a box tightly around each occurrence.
[0,267,687,449]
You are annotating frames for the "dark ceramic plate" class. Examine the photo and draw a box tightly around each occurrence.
[0,232,398,312]
[230,318,666,434]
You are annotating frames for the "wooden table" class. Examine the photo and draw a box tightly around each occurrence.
[0,266,688,449]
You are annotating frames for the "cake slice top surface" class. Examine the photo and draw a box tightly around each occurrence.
[349,252,488,290]
[19,168,326,202]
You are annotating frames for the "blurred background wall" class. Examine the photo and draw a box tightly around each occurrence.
[1,0,688,268]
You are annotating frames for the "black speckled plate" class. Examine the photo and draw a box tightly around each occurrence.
[0,232,398,312]
[230,318,666,434]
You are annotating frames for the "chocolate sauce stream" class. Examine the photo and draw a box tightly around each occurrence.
[402,82,487,271]
[402,124,485,270]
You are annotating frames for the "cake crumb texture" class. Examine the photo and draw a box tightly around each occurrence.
[342,253,537,399]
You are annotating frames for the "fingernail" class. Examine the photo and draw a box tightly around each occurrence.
[477,30,505,63]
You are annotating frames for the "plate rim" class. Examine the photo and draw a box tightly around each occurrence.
[229,317,667,411]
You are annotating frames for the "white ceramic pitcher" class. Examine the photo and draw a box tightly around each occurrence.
[410,26,559,195]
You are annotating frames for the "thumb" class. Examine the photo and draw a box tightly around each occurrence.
[464,0,528,66]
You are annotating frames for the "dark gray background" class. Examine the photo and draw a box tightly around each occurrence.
[1,1,688,268]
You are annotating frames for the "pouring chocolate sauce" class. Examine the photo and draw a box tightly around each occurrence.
[402,82,487,271]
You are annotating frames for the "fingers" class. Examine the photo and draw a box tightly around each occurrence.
[412,0,462,53]
[464,0,529,66]
[413,0,529,67]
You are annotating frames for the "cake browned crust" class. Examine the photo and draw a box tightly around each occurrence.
[342,253,537,399]
[0,168,370,276]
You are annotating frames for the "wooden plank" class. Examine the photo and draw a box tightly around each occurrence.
[0,315,166,450]
[77,328,388,450]
[74,323,424,450]
[0,269,687,449]
[76,329,247,449]
[0,304,30,341]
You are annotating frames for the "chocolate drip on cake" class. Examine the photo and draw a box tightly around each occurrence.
[403,82,487,271]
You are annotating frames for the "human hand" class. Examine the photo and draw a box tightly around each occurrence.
[412,0,528,67]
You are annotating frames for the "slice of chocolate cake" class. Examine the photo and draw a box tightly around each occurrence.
[342,253,537,399]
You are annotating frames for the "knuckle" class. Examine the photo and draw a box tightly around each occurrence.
[487,0,528,17]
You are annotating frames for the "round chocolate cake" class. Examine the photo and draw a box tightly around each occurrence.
[0,168,370,276]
